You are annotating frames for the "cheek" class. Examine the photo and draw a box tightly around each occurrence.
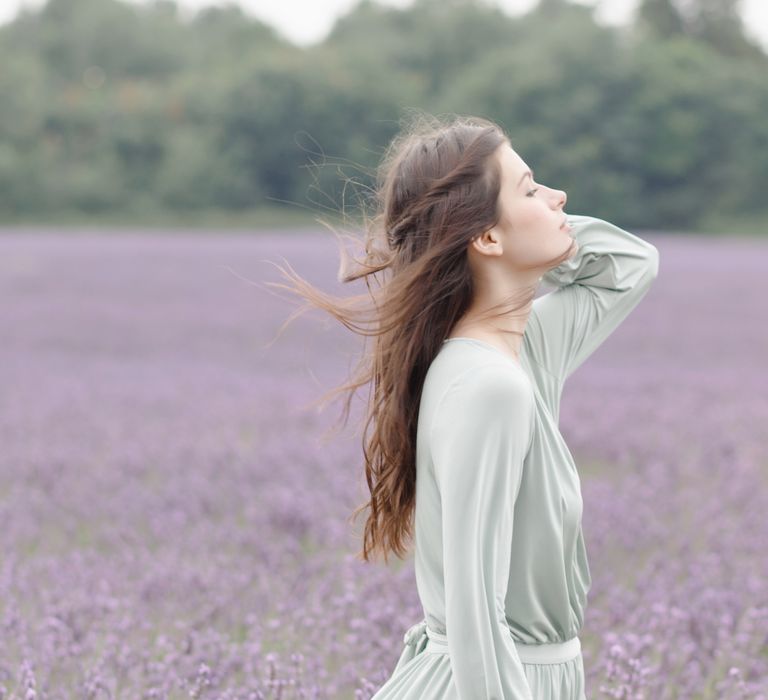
[513,200,547,229]
[505,205,562,265]
[505,228,542,266]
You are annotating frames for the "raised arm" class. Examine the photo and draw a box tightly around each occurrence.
[526,214,660,382]
[430,363,535,700]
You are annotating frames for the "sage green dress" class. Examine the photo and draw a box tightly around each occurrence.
[370,214,660,699]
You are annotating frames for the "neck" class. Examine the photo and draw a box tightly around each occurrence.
[453,268,541,357]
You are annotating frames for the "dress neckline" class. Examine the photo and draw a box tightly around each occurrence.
[441,337,525,371]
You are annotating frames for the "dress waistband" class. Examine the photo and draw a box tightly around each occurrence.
[401,619,581,666]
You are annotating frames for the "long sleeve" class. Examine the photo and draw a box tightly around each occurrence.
[527,214,660,382]
[430,363,535,700]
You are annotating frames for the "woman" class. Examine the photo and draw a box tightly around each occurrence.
[269,113,659,698]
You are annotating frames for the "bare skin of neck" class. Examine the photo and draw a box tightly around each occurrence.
[447,291,537,363]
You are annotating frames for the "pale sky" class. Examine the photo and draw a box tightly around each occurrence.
[2,0,767,50]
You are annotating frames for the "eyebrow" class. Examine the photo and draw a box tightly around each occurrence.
[517,169,534,187]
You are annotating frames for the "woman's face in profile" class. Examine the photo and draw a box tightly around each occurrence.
[490,143,576,272]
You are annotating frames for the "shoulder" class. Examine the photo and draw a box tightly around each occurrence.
[428,361,536,472]
[434,361,533,419]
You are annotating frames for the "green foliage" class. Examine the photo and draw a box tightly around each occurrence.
[637,0,686,40]
[0,0,766,231]
[636,0,766,62]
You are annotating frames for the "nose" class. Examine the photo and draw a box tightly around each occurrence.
[553,188,566,210]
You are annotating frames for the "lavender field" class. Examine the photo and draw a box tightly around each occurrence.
[1,226,767,699]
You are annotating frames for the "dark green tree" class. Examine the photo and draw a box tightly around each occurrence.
[686,0,764,60]
[637,0,686,39]
[637,0,765,61]
[0,0,766,230]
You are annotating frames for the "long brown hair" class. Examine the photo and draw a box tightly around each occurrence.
[263,112,575,564]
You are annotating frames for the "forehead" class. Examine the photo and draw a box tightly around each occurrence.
[498,144,529,183]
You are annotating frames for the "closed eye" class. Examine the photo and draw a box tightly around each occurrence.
[526,188,539,197]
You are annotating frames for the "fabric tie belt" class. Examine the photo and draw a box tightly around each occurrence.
[394,618,582,672]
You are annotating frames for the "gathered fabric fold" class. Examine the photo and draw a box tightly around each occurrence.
[393,619,429,672]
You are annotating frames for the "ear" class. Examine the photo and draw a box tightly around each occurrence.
[469,225,504,257]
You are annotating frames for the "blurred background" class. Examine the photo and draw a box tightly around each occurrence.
[1,0,767,233]
[2,1,768,699]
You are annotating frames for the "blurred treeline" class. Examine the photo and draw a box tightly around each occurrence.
[1,0,767,232]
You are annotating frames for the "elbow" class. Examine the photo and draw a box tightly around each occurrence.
[645,243,660,280]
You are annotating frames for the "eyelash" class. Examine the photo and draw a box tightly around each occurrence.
[526,188,539,197]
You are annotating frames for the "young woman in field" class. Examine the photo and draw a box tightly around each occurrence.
[271,113,659,699]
